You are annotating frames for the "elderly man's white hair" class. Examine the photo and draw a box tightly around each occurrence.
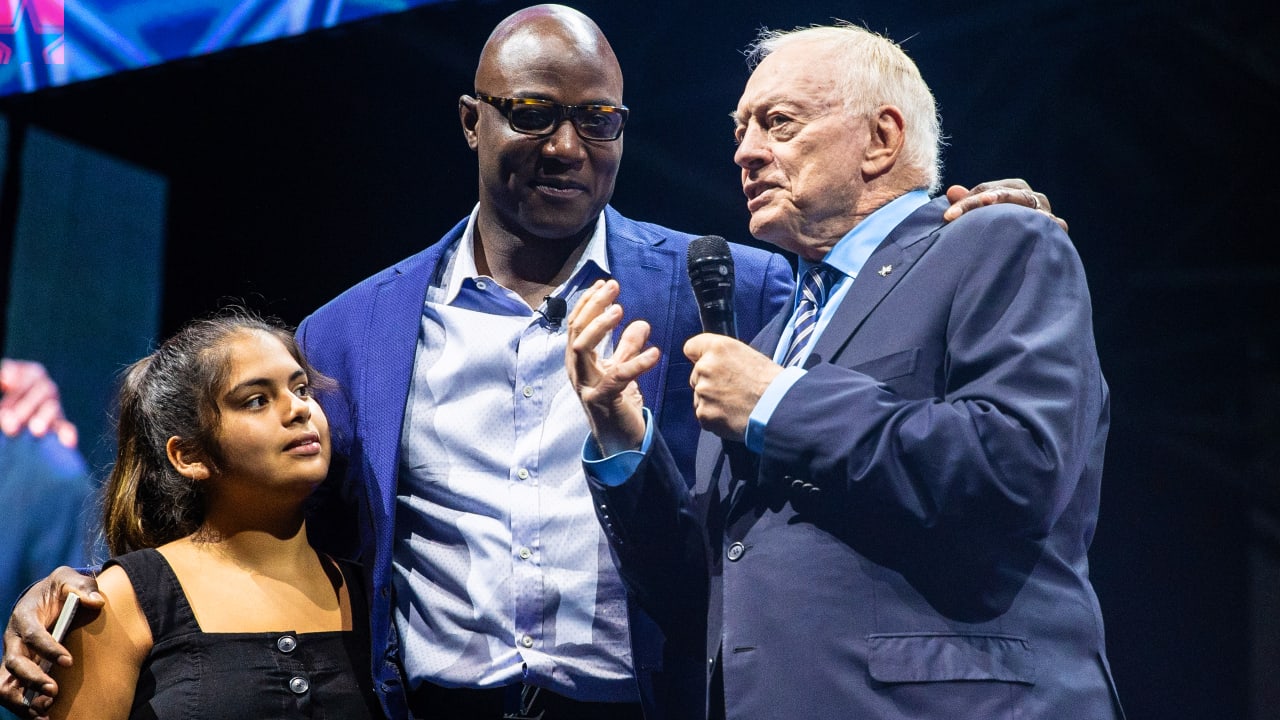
[745,23,944,194]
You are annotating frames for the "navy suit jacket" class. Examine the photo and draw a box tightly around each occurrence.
[296,206,793,720]
[590,197,1125,719]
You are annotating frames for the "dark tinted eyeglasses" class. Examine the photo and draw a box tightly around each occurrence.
[475,94,629,141]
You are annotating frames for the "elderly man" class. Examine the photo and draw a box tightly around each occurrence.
[569,23,1123,720]
[4,8,1057,720]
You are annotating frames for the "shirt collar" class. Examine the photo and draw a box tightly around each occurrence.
[440,205,611,304]
[804,189,931,279]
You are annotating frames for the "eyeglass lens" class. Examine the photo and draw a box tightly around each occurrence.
[508,99,625,140]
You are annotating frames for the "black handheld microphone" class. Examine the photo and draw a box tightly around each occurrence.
[686,235,737,338]
[542,295,568,329]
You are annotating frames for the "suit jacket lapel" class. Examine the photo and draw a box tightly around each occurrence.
[750,310,789,356]
[361,225,460,523]
[809,197,948,365]
[607,208,680,421]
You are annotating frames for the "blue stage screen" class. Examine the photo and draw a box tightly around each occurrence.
[1,0,451,97]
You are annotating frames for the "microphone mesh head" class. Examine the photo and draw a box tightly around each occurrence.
[687,235,732,271]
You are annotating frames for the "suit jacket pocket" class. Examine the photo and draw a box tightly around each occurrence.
[847,347,918,381]
[867,632,1036,685]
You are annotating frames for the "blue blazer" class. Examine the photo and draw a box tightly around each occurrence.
[297,206,793,720]
[590,197,1126,719]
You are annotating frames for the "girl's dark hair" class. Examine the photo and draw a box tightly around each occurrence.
[102,308,328,555]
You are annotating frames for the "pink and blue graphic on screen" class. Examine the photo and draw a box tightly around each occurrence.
[1,0,448,98]
[1,0,64,89]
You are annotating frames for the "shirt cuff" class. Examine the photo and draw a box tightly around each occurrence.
[745,366,806,453]
[582,407,655,487]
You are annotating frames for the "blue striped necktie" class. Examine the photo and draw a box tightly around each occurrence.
[781,263,840,367]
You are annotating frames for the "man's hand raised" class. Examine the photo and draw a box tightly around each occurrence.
[565,279,658,457]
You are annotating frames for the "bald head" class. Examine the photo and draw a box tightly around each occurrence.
[476,4,622,95]
[461,4,626,246]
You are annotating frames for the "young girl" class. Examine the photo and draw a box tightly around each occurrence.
[49,311,379,720]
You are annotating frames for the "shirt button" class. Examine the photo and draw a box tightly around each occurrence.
[727,542,746,561]
[518,547,533,560]
[520,635,535,648]
[475,280,488,290]
[517,468,530,480]
[522,385,534,398]
[289,676,310,694]
[277,635,297,653]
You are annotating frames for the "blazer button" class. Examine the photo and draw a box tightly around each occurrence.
[727,542,746,561]
[277,635,297,653]
[289,676,310,694]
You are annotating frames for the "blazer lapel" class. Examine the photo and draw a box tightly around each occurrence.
[607,209,680,420]
[751,310,790,356]
[361,229,458,523]
[809,197,948,365]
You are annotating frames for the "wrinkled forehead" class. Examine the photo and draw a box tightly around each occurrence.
[738,45,842,115]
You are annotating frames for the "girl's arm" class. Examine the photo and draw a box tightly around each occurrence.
[48,565,151,720]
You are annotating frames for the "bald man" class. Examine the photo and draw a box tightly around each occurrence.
[292,7,791,719]
[4,6,1058,720]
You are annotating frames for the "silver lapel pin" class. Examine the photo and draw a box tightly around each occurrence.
[877,264,893,277]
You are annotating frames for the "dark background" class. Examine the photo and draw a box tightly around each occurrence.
[1,1,1276,717]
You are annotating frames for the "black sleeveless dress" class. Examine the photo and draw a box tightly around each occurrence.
[106,548,380,720]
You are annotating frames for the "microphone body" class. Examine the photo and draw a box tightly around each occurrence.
[687,235,737,338]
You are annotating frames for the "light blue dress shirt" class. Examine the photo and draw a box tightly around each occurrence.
[392,208,638,702]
